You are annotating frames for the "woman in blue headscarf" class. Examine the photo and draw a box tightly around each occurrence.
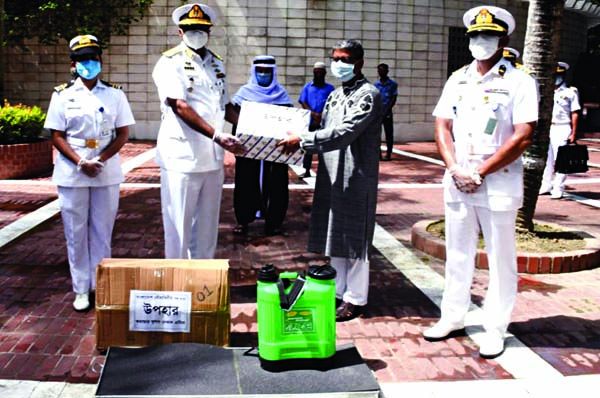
[232,55,293,235]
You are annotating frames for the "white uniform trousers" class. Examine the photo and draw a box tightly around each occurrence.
[541,124,571,195]
[441,202,518,336]
[160,167,224,259]
[57,185,120,294]
[330,256,370,306]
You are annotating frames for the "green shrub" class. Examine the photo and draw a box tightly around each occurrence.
[0,101,47,145]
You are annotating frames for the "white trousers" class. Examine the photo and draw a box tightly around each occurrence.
[58,185,120,294]
[541,124,571,194]
[160,167,224,259]
[330,256,369,306]
[441,202,518,336]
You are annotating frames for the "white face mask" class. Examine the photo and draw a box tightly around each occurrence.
[330,60,355,82]
[469,35,500,61]
[556,76,564,85]
[183,30,208,50]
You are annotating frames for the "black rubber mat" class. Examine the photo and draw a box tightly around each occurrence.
[96,343,380,397]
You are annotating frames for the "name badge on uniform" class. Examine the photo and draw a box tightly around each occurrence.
[483,118,497,135]
[483,103,499,135]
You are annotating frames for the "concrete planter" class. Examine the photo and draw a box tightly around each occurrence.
[0,138,53,179]
[411,219,600,274]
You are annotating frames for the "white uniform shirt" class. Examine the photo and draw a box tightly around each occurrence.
[552,83,580,125]
[433,59,539,210]
[44,78,135,187]
[152,43,229,173]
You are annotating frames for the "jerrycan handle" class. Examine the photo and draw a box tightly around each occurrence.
[276,272,306,311]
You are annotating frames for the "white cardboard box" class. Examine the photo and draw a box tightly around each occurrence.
[236,101,310,166]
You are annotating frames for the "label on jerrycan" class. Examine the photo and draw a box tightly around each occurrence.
[283,308,315,334]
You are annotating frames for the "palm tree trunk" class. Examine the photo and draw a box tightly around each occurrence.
[517,0,564,231]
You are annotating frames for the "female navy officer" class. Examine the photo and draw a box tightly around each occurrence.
[44,35,135,311]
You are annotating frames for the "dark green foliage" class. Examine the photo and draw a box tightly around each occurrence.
[0,102,47,144]
[586,1,600,54]
[3,0,154,47]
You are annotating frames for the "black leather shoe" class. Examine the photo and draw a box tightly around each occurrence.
[264,226,282,236]
[336,301,363,322]
[233,224,248,235]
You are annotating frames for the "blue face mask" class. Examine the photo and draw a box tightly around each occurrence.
[330,60,355,82]
[256,72,273,87]
[76,60,102,80]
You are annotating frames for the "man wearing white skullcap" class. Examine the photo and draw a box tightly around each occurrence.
[425,5,539,359]
[298,61,335,177]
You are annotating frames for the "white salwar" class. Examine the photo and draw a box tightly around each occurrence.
[330,256,370,306]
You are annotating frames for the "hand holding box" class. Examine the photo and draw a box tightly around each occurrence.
[236,101,310,165]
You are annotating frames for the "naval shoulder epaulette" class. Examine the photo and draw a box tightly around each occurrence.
[452,65,468,75]
[54,81,74,92]
[101,80,123,90]
[569,86,579,94]
[499,64,507,76]
[162,46,185,58]
[208,49,223,61]
[516,63,535,76]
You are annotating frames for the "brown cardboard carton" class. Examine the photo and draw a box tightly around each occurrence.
[95,258,230,350]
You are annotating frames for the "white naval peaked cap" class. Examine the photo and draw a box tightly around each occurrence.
[503,47,520,59]
[463,6,515,36]
[557,62,570,73]
[172,3,217,27]
[69,34,102,57]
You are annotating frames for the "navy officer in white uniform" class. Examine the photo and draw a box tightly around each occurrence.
[540,62,581,199]
[424,6,539,359]
[44,34,135,311]
[152,3,244,259]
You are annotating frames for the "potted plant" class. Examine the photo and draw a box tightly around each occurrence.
[0,101,52,179]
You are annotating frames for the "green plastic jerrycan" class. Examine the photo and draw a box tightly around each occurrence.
[256,263,337,372]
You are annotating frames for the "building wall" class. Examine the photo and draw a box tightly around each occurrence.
[1,0,591,141]
[559,10,589,84]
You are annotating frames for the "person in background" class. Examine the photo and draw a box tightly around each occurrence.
[231,55,294,236]
[424,6,538,359]
[278,39,382,322]
[375,63,398,161]
[298,62,335,177]
[539,62,581,199]
[152,3,244,259]
[44,34,135,311]
[502,47,520,66]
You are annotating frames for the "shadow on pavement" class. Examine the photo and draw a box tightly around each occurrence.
[510,315,600,350]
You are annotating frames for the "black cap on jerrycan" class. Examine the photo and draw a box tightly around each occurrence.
[307,264,336,280]
[258,264,279,282]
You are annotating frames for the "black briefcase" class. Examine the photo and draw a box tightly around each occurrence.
[554,141,589,174]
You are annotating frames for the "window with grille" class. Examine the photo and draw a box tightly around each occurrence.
[447,26,472,77]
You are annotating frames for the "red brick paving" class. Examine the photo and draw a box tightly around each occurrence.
[0,140,599,384]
